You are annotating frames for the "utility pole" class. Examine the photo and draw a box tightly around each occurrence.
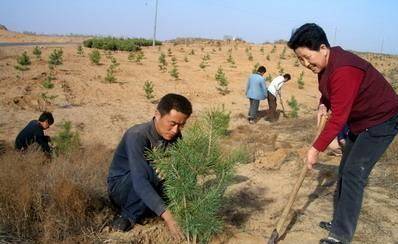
[152,0,159,47]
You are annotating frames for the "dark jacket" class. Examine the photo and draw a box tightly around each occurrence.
[15,120,52,153]
[107,119,180,216]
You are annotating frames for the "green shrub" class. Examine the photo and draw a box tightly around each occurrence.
[89,50,101,65]
[287,96,299,118]
[52,121,80,155]
[77,45,84,56]
[227,54,235,66]
[18,51,31,65]
[297,71,304,89]
[147,108,238,244]
[42,73,55,89]
[158,52,167,71]
[169,66,179,80]
[143,80,155,100]
[83,37,158,51]
[266,54,270,61]
[247,52,253,61]
[104,65,116,83]
[215,66,229,95]
[33,46,41,60]
[40,92,58,104]
[48,49,63,66]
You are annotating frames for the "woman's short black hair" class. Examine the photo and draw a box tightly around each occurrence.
[39,111,54,125]
[157,93,192,116]
[288,23,330,51]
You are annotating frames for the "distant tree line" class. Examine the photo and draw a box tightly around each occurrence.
[83,37,161,51]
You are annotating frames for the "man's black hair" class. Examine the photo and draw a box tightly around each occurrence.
[39,111,54,125]
[157,93,192,116]
[287,23,330,51]
[283,73,291,81]
[257,66,266,74]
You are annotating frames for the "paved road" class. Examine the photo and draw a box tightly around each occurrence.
[0,42,81,47]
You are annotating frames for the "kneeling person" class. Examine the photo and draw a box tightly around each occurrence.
[107,93,192,239]
[15,111,54,156]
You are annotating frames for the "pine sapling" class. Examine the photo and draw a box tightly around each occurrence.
[77,45,84,56]
[143,80,155,100]
[89,50,101,65]
[147,108,239,244]
[297,71,304,89]
[287,96,299,118]
[33,46,42,60]
[52,120,80,155]
[215,66,229,95]
[48,48,63,66]
[158,52,167,71]
[105,65,117,83]
[15,51,31,71]
[169,66,179,80]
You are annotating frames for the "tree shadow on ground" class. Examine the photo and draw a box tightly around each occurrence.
[221,186,273,227]
[281,163,338,239]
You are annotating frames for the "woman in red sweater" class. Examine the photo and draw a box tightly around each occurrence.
[288,23,398,244]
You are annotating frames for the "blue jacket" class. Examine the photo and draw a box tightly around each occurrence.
[246,73,267,100]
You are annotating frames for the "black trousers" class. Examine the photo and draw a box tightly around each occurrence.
[330,114,398,243]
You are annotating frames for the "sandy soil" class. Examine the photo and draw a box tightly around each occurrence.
[1,30,397,244]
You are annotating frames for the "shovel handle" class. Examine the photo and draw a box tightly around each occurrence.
[275,115,328,234]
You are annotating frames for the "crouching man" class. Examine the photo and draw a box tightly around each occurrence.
[107,93,192,240]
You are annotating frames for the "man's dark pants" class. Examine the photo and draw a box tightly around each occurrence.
[330,114,398,243]
[267,91,277,120]
[248,98,260,120]
[108,174,164,223]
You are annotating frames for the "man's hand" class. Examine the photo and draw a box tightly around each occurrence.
[161,210,183,241]
[317,104,328,126]
[307,146,320,170]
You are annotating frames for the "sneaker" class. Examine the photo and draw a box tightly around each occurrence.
[319,236,343,244]
[319,221,332,231]
[110,215,134,232]
[248,119,255,124]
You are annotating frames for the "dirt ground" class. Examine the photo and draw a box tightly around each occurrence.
[1,30,397,243]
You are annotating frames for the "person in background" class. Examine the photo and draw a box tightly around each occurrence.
[15,111,54,156]
[245,66,267,124]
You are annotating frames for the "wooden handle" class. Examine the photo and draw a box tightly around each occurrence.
[275,115,328,233]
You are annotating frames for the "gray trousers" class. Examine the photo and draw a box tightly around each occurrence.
[248,98,260,120]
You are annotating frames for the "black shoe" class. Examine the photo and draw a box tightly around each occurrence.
[110,215,134,232]
[319,221,332,231]
[319,237,343,244]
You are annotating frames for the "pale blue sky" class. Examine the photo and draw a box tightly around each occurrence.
[1,0,397,54]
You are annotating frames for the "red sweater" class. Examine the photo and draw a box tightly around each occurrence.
[313,47,398,152]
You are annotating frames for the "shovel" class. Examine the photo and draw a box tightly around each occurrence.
[278,92,287,118]
[267,114,328,244]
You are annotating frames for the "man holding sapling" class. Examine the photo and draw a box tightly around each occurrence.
[288,23,398,244]
[107,93,192,239]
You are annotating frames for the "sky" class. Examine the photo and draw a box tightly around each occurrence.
[1,0,398,54]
